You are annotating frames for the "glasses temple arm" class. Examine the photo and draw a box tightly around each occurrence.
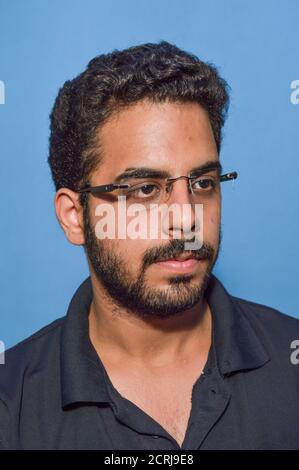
[77,183,130,194]
[220,171,238,182]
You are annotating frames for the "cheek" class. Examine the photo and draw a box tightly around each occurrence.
[111,238,150,270]
[203,204,220,243]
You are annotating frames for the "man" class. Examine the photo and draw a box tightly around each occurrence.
[0,41,298,450]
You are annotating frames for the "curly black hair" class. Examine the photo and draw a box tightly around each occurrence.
[48,41,230,206]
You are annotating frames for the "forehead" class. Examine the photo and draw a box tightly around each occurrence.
[94,100,218,180]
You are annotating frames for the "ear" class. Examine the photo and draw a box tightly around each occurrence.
[54,188,85,245]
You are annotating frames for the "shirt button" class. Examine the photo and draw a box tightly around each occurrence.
[152,435,160,439]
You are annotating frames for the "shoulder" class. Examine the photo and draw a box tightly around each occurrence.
[0,318,65,448]
[231,295,299,354]
[232,295,299,331]
[0,317,64,401]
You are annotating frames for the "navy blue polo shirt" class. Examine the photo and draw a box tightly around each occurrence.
[0,275,299,449]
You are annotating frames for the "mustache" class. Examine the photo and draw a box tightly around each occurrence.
[142,238,215,270]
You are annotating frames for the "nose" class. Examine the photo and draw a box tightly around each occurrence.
[166,177,192,203]
[162,178,197,240]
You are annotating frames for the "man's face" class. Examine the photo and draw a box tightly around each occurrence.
[84,100,221,318]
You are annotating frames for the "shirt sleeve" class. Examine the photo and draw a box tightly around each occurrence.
[0,397,10,449]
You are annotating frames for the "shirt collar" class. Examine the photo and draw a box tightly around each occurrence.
[205,276,270,376]
[60,277,111,408]
[60,274,270,407]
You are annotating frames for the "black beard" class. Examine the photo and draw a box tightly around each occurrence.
[83,204,221,319]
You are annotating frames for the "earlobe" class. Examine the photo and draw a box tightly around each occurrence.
[54,188,85,246]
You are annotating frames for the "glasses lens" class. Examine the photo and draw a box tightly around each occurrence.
[118,180,163,207]
[190,175,219,196]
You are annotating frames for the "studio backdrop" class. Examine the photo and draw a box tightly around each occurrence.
[0,0,298,348]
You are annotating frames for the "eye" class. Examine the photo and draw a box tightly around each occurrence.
[191,177,216,191]
[125,182,161,200]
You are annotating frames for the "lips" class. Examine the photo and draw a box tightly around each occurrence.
[155,253,200,273]
[162,253,197,263]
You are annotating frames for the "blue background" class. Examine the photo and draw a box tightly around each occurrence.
[0,0,298,348]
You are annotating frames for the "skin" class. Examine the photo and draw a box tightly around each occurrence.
[54,99,221,444]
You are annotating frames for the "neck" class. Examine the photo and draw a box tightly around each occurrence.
[88,272,212,368]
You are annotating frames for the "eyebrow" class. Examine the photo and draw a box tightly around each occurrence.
[114,160,222,182]
[189,161,222,178]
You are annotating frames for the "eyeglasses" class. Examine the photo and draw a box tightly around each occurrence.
[77,170,238,207]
